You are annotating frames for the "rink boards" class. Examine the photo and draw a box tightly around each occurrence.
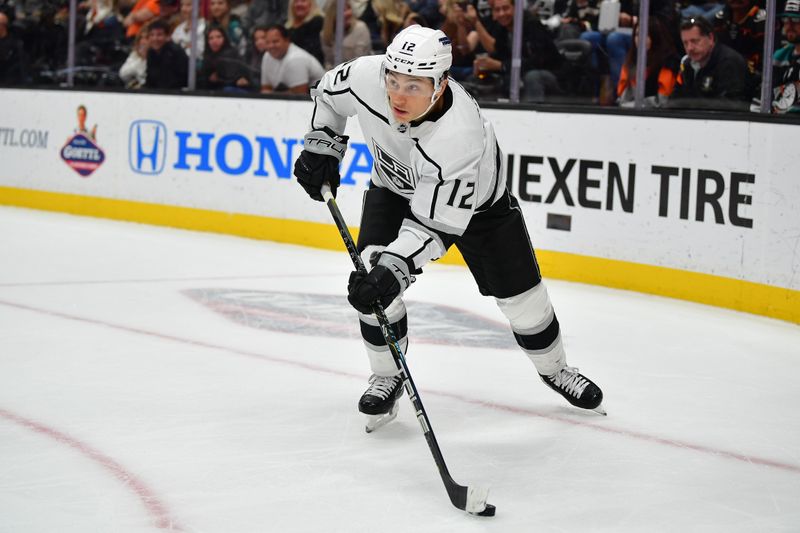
[0,88,797,323]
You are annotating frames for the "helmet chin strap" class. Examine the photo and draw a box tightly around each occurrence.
[415,75,447,121]
[408,88,444,122]
[386,74,447,126]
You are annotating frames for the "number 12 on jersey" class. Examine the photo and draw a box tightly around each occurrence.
[446,180,475,209]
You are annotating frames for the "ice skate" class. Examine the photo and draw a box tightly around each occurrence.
[359,374,405,433]
[540,366,606,415]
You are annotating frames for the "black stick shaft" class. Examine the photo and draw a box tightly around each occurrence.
[321,187,469,510]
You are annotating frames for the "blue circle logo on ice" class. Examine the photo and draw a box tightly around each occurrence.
[183,288,517,350]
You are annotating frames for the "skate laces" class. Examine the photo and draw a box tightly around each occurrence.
[550,367,589,398]
[366,374,401,400]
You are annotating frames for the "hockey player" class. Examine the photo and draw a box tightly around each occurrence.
[293,25,605,432]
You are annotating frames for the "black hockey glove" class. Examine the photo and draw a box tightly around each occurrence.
[347,253,415,314]
[293,127,349,202]
[347,266,401,314]
[295,151,339,201]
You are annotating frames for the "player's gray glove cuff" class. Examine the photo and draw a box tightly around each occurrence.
[376,252,415,293]
[294,126,348,201]
[303,126,348,162]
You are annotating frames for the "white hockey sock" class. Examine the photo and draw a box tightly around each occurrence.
[359,297,407,377]
[521,335,566,376]
[496,283,567,376]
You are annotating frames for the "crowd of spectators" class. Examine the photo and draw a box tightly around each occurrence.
[0,0,798,113]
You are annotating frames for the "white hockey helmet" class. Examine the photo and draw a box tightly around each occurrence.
[384,25,453,97]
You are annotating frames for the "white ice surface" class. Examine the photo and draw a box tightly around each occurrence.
[1,206,799,533]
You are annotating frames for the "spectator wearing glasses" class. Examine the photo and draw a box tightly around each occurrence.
[672,16,748,107]
[771,0,800,113]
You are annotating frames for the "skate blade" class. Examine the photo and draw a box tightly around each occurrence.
[364,402,400,433]
[593,403,607,416]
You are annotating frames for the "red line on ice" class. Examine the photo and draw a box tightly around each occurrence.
[428,391,800,474]
[3,298,799,477]
[0,408,184,531]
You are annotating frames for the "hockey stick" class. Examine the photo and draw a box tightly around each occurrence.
[320,184,496,517]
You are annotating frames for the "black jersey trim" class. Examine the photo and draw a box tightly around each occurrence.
[510,194,543,281]
[322,88,390,125]
[403,237,434,265]
[310,95,319,129]
[412,140,444,220]
[381,250,419,275]
[430,183,443,220]
[475,139,502,212]
[406,212,458,250]
[493,140,504,200]
[409,84,454,126]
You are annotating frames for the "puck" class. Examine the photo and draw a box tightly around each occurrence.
[472,504,496,517]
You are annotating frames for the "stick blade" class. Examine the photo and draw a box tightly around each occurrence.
[465,485,494,516]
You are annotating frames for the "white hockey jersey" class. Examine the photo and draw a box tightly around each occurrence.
[310,55,507,270]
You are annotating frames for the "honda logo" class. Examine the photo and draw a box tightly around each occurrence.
[129,120,167,175]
